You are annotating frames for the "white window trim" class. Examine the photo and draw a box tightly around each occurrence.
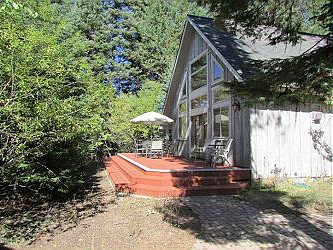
[190,49,208,65]
[190,51,208,92]
[212,85,231,105]
[190,86,207,100]
[211,56,224,84]
[211,105,231,139]
[178,100,187,116]
[191,107,208,117]
[191,65,206,77]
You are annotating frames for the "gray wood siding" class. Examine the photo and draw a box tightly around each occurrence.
[166,22,332,178]
[233,107,251,167]
[249,105,333,178]
[172,29,238,159]
[190,32,207,60]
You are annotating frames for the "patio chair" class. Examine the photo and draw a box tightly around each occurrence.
[134,140,150,157]
[191,145,213,163]
[210,138,233,167]
[191,146,203,162]
[148,140,163,158]
[164,139,179,157]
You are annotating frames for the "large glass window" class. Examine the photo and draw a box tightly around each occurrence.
[191,67,207,91]
[179,101,187,113]
[191,95,207,109]
[213,86,229,103]
[191,55,206,73]
[213,107,229,138]
[213,60,223,81]
[182,82,186,96]
[191,113,207,148]
[179,116,187,139]
[191,54,207,91]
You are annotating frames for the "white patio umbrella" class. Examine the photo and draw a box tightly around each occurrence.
[131,112,174,143]
[130,112,174,125]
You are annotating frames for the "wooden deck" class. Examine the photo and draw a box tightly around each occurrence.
[105,153,251,197]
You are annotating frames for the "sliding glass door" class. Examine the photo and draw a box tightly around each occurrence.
[191,113,207,149]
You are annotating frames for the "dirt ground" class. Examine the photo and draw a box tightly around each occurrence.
[6,170,332,250]
[9,170,197,250]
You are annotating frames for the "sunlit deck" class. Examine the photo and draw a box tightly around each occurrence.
[119,153,242,171]
[105,153,251,197]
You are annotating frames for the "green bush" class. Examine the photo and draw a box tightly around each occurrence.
[0,0,115,196]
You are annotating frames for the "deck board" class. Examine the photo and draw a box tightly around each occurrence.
[121,153,234,171]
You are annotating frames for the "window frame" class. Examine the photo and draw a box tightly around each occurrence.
[211,56,224,85]
[178,115,187,139]
[190,50,208,93]
[212,105,231,139]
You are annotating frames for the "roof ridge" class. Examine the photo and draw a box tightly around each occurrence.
[189,15,327,38]
[187,14,213,20]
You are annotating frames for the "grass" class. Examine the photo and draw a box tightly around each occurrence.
[241,177,332,214]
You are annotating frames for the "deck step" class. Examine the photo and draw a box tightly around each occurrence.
[111,155,250,182]
[132,183,246,197]
[105,155,251,197]
[105,164,132,192]
[108,157,235,187]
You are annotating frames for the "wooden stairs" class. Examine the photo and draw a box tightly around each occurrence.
[105,154,251,197]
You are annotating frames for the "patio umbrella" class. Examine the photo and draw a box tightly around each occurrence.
[131,112,174,143]
[130,112,174,125]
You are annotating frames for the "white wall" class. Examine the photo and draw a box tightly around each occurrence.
[249,104,333,178]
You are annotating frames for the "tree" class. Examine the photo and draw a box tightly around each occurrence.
[104,0,212,148]
[0,0,115,195]
[134,0,210,92]
[197,0,333,105]
[71,0,144,94]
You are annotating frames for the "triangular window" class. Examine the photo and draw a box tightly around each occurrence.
[182,81,186,96]
[213,60,223,81]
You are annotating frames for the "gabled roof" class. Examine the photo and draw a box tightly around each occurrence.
[188,15,327,79]
[163,15,327,116]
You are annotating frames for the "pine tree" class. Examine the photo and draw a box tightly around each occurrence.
[71,0,144,94]
[134,0,210,90]
[196,0,332,105]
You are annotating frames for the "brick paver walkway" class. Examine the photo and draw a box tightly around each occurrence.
[185,196,333,249]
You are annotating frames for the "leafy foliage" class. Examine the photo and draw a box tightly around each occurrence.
[197,0,333,105]
[105,0,210,145]
[106,80,163,152]
[0,0,209,200]
[226,45,333,105]
[71,0,144,94]
[0,0,115,196]
[134,0,210,91]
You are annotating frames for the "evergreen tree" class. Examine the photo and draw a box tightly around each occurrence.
[134,0,210,91]
[72,0,144,94]
[196,0,333,105]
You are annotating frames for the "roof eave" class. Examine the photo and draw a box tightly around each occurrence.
[187,17,244,82]
[163,19,192,116]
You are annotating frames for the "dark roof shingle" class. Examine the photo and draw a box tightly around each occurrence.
[188,15,327,79]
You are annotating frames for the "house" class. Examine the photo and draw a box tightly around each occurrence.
[163,15,332,179]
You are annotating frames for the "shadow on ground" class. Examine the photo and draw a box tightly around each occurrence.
[0,163,114,246]
[157,194,333,249]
